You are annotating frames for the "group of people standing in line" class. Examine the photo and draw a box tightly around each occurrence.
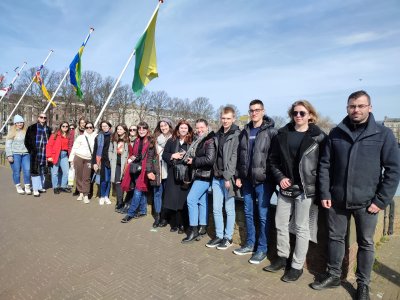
[5,90,399,300]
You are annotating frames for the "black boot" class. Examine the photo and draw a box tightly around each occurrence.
[153,214,160,228]
[263,257,287,272]
[356,284,370,300]
[115,198,124,212]
[196,225,207,241]
[182,226,199,243]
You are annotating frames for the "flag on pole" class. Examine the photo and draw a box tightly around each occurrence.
[0,83,13,98]
[33,66,56,107]
[69,33,92,99]
[132,7,159,95]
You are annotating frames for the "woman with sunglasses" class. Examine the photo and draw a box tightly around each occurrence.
[69,122,96,203]
[146,118,173,227]
[6,115,31,195]
[92,121,113,205]
[121,122,152,222]
[158,120,194,233]
[46,122,72,194]
[264,100,326,283]
[109,124,133,211]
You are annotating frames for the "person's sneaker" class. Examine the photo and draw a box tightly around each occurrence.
[33,190,40,197]
[99,197,105,205]
[249,251,267,264]
[281,267,303,282]
[263,257,287,272]
[24,184,32,195]
[356,283,370,300]
[121,215,134,223]
[83,196,90,204]
[310,273,341,290]
[54,188,60,194]
[77,193,84,201]
[16,184,25,195]
[60,187,72,193]
[205,238,223,248]
[217,238,233,250]
[233,245,254,256]
[38,189,46,193]
[104,197,112,205]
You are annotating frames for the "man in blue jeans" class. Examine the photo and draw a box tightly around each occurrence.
[206,106,240,250]
[311,91,400,300]
[234,99,277,264]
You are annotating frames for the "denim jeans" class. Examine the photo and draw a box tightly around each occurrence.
[51,151,69,188]
[327,206,378,285]
[127,190,147,216]
[153,179,166,214]
[212,177,236,240]
[31,165,46,191]
[100,166,111,198]
[187,180,210,226]
[275,193,312,269]
[242,179,274,253]
[10,153,31,185]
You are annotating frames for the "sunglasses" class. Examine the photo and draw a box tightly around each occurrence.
[61,125,69,128]
[129,128,137,132]
[138,127,148,130]
[69,127,75,129]
[39,116,47,119]
[292,111,307,117]
[86,126,93,129]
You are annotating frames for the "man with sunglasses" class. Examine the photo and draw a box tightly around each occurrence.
[234,99,277,265]
[24,113,52,197]
[311,91,400,300]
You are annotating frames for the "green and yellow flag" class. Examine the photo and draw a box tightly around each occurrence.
[132,7,159,95]
[33,66,56,107]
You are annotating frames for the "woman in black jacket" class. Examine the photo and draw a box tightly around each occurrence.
[182,119,216,243]
[264,100,326,283]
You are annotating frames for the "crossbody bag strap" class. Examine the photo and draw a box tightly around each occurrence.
[85,136,93,156]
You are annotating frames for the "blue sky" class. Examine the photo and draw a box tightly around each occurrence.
[1,0,399,123]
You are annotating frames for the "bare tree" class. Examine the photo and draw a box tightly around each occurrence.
[81,70,102,121]
[168,97,191,122]
[215,103,241,121]
[133,89,152,122]
[269,115,288,129]
[190,97,214,121]
[317,115,335,134]
[112,84,135,124]
[149,90,170,121]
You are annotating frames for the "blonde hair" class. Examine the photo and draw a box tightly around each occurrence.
[287,100,319,124]
[6,124,26,140]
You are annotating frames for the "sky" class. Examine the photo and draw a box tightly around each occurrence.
[0,0,399,123]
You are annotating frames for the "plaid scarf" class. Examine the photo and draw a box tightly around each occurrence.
[35,123,48,166]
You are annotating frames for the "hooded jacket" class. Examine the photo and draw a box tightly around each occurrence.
[237,115,277,185]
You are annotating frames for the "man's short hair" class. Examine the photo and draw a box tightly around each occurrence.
[348,90,371,105]
[220,106,236,117]
[249,99,264,108]
[196,118,208,126]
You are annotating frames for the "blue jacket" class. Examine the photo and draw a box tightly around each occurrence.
[319,113,400,209]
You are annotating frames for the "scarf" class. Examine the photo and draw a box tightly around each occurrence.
[96,131,111,158]
[157,134,171,179]
[183,134,206,161]
[35,123,48,166]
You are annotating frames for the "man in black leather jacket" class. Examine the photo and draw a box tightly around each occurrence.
[311,91,400,300]
[233,99,277,265]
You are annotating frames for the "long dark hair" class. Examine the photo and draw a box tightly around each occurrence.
[54,121,70,139]
[153,119,173,138]
[112,124,129,143]
[172,119,193,144]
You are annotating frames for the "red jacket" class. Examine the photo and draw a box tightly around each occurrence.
[46,132,70,165]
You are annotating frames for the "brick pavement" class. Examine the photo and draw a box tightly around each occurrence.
[0,167,398,300]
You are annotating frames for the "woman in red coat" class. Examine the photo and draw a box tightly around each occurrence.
[46,122,71,194]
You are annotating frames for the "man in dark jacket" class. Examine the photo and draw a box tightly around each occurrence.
[311,91,400,300]
[24,113,52,197]
[206,106,240,250]
[234,99,277,265]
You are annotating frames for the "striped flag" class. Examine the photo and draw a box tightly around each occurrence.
[33,66,56,107]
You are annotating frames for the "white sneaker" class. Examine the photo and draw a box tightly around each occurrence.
[33,190,40,197]
[104,197,112,205]
[77,193,84,201]
[25,184,32,195]
[16,184,25,194]
[99,197,105,205]
[83,196,90,204]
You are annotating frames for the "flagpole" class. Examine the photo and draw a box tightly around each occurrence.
[42,69,69,114]
[0,61,27,105]
[94,2,161,127]
[0,50,54,133]
[43,27,95,114]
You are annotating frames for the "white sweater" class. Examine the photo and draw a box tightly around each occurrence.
[69,131,97,162]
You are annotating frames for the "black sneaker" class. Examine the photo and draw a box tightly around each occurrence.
[121,215,134,223]
[216,238,233,250]
[233,245,254,256]
[310,273,341,290]
[263,257,287,273]
[249,251,267,264]
[54,188,60,194]
[356,283,370,300]
[281,267,303,282]
[205,238,223,248]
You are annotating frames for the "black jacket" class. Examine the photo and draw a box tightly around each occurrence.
[270,123,326,198]
[319,113,400,209]
[237,115,277,185]
[24,123,51,176]
[192,132,216,181]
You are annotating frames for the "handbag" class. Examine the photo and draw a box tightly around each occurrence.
[279,184,302,198]
[129,162,142,175]
[173,163,190,182]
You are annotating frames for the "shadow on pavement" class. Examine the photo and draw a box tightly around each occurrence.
[374,259,400,287]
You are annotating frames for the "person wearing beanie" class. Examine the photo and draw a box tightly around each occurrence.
[6,114,31,195]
